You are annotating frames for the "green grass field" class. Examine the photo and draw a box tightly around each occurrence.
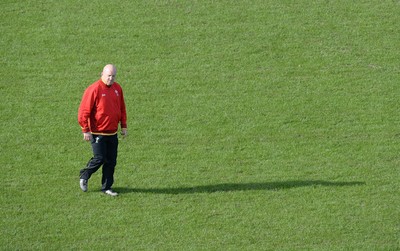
[1,0,399,250]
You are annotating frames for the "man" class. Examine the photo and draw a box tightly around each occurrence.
[78,64,127,196]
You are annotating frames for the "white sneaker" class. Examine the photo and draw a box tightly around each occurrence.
[80,179,88,192]
[104,190,118,196]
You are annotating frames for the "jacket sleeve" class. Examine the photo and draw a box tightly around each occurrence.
[78,87,95,133]
[120,88,127,129]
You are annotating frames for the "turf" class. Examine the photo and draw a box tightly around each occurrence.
[1,0,399,250]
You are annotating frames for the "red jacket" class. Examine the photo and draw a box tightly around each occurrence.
[78,80,127,135]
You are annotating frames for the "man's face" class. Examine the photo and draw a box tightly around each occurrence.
[101,67,116,86]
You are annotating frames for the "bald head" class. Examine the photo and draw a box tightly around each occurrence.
[101,64,117,86]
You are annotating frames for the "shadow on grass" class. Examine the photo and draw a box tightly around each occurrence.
[115,180,365,194]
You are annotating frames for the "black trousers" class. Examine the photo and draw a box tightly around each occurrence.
[80,134,119,191]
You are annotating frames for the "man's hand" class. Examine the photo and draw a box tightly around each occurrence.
[121,128,128,138]
[83,132,92,141]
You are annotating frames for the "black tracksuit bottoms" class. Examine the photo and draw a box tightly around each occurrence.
[80,134,118,191]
